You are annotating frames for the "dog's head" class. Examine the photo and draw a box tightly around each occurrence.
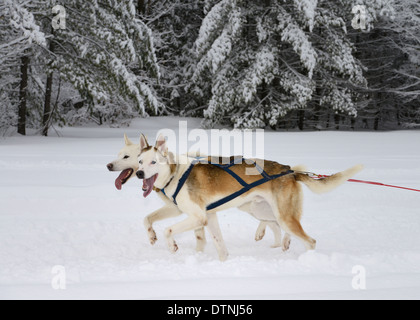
[107,134,140,190]
[136,133,172,198]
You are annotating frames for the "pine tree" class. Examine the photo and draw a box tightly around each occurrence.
[145,0,205,115]
[192,0,367,129]
[1,0,163,134]
[49,0,162,122]
[351,0,420,129]
[0,0,46,134]
[2,0,418,132]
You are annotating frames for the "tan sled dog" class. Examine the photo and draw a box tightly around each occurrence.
[107,134,290,252]
[137,134,363,261]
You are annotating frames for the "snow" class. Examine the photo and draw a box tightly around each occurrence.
[1,117,420,300]
[280,21,317,79]
[5,0,47,48]
[294,0,318,32]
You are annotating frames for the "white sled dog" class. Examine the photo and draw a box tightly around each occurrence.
[107,134,289,253]
[136,134,363,261]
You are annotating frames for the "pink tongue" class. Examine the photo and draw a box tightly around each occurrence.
[115,169,131,190]
[142,174,158,198]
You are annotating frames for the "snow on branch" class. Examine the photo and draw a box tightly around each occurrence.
[3,0,46,48]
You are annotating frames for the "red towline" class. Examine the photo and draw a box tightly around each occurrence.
[311,174,420,193]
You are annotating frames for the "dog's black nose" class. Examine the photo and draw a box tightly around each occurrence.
[107,163,113,171]
[136,170,145,179]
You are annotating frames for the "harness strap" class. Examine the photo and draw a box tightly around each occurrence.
[162,157,206,204]
[206,169,294,211]
[170,162,194,205]
[162,156,294,210]
[211,156,248,187]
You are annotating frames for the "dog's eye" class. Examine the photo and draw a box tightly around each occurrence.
[151,161,157,165]
[123,155,129,159]
[139,160,143,165]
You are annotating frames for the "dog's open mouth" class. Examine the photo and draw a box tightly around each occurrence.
[142,174,158,198]
[115,168,134,190]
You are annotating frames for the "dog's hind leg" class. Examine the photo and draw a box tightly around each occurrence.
[271,182,316,251]
[255,222,267,242]
[206,212,229,261]
[242,200,288,249]
[238,203,267,242]
[144,204,182,245]
[278,216,316,250]
[281,232,291,251]
[255,221,291,250]
[266,222,283,248]
[267,223,292,251]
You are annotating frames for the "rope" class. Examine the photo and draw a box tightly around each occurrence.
[304,172,420,193]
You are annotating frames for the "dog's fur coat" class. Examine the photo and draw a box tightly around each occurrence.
[107,135,291,253]
[136,134,363,261]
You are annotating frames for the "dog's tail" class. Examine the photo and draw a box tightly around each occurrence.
[294,164,364,194]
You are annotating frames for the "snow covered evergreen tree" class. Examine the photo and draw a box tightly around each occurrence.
[48,0,162,124]
[1,0,419,132]
[145,0,205,115]
[1,0,162,134]
[348,0,420,129]
[192,0,367,129]
[0,0,46,134]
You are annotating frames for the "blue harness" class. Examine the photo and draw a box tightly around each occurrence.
[161,157,294,211]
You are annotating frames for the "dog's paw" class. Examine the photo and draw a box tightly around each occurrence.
[147,228,158,245]
[255,229,266,242]
[169,242,178,253]
[149,234,158,245]
[282,237,291,251]
[166,237,178,253]
[218,252,229,262]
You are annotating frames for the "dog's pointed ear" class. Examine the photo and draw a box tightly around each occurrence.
[124,134,133,146]
[140,133,149,151]
[155,133,168,155]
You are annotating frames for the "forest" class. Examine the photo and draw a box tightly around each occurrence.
[0,0,419,135]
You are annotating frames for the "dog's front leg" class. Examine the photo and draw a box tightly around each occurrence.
[194,228,206,252]
[164,213,207,254]
[206,212,229,261]
[144,204,182,245]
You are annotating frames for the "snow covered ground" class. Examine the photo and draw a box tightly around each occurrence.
[1,117,420,300]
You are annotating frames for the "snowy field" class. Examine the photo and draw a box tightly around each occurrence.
[1,117,420,300]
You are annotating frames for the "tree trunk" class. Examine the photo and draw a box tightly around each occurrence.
[351,117,356,130]
[373,92,380,131]
[18,55,30,135]
[137,0,146,15]
[42,73,53,136]
[334,114,340,130]
[298,109,305,131]
[374,112,380,131]
[42,31,55,137]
